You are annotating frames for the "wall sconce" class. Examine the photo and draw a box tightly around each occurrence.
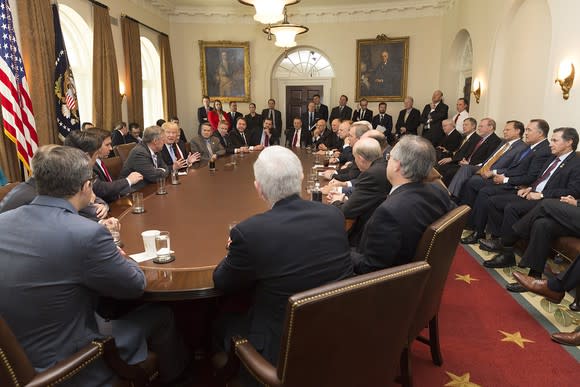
[555,61,575,100]
[471,79,481,104]
[119,81,126,100]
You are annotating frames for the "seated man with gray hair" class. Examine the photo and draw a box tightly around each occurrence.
[352,135,455,274]
[213,146,353,380]
[120,125,174,190]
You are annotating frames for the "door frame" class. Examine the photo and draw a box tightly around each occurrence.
[275,78,333,144]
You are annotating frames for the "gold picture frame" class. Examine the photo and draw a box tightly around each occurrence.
[356,35,409,102]
[199,40,251,102]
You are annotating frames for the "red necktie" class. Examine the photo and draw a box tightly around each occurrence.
[100,160,112,182]
[173,143,183,160]
[467,137,484,162]
[454,114,459,124]
[532,158,561,191]
[264,134,269,147]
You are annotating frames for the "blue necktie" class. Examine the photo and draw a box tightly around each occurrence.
[516,147,532,162]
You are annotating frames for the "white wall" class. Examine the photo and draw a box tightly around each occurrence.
[170,16,444,139]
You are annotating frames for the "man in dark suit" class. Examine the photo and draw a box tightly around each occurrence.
[213,120,236,154]
[261,98,283,142]
[319,118,343,151]
[395,96,421,136]
[371,102,393,138]
[447,120,528,198]
[435,118,463,160]
[0,145,189,385]
[460,119,552,243]
[228,117,252,154]
[85,127,143,203]
[213,146,353,377]
[351,98,373,122]
[330,138,390,246]
[312,119,330,149]
[109,121,128,157]
[120,125,174,190]
[285,117,312,148]
[329,94,353,123]
[351,135,455,274]
[322,122,371,182]
[249,118,279,148]
[300,101,321,133]
[480,127,580,271]
[245,102,263,134]
[313,94,328,121]
[197,95,213,135]
[436,117,502,186]
[125,122,142,143]
[227,101,243,129]
[159,122,199,172]
[420,89,449,145]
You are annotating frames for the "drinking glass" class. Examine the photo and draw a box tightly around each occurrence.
[156,177,167,195]
[132,192,144,214]
[155,231,172,263]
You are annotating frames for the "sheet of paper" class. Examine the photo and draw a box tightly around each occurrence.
[129,252,156,263]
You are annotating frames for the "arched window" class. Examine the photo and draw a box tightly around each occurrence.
[58,4,93,124]
[274,49,335,78]
[140,37,163,127]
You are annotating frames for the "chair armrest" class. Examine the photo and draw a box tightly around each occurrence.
[99,337,149,384]
[26,340,105,387]
[232,336,282,387]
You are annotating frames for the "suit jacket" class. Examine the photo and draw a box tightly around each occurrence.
[249,128,279,147]
[352,108,373,122]
[208,110,231,131]
[190,136,226,162]
[159,141,188,170]
[371,113,393,133]
[285,127,312,148]
[338,145,353,164]
[332,158,391,245]
[124,133,141,144]
[313,128,332,148]
[316,103,329,121]
[329,105,353,122]
[300,111,321,132]
[260,108,283,139]
[197,106,213,127]
[227,111,243,128]
[322,132,343,150]
[505,139,552,186]
[468,133,503,165]
[334,159,360,182]
[489,139,529,174]
[120,142,169,190]
[395,108,421,135]
[213,131,235,154]
[0,196,145,386]
[436,129,463,159]
[92,160,130,203]
[420,102,449,145]
[213,194,353,364]
[533,152,580,198]
[228,129,251,150]
[352,182,455,274]
[109,129,127,157]
[244,113,263,133]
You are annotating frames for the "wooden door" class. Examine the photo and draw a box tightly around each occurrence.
[285,85,323,131]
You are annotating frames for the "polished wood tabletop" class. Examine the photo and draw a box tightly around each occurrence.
[114,148,321,300]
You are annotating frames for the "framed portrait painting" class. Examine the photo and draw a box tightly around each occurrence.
[199,40,251,102]
[356,36,409,102]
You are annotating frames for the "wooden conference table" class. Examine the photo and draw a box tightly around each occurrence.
[112,149,321,300]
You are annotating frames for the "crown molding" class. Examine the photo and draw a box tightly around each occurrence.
[138,0,455,24]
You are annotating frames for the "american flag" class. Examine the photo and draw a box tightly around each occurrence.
[0,0,38,172]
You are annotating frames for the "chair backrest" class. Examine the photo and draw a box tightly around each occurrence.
[114,143,137,164]
[0,315,36,386]
[276,262,431,387]
[0,182,19,204]
[410,205,470,338]
[103,156,123,181]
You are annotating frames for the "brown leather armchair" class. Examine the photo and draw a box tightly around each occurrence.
[114,143,137,164]
[401,204,471,387]
[230,261,432,387]
[0,182,19,204]
[102,156,123,181]
[0,316,159,387]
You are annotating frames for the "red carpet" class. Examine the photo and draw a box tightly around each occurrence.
[411,246,579,387]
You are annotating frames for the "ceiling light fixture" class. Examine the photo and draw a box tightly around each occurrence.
[263,8,308,49]
[238,0,300,25]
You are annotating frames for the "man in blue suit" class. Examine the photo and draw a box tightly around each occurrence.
[213,146,353,381]
[0,146,189,386]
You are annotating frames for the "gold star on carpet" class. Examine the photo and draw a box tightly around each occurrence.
[455,273,479,284]
[444,371,481,387]
[498,330,534,348]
